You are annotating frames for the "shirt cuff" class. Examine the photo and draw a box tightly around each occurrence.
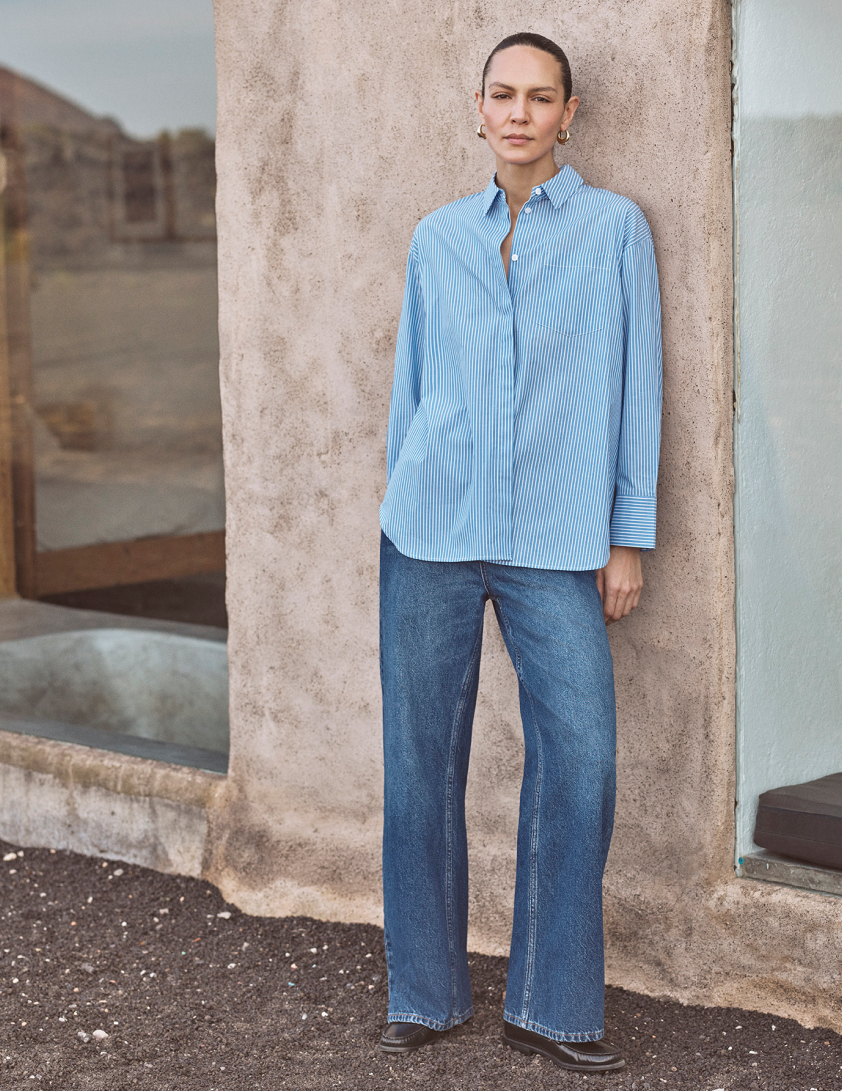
[609,495,657,550]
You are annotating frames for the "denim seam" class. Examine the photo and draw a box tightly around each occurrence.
[503,1011,605,1042]
[445,625,483,1020]
[388,1008,474,1033]
[493,595,543,1025]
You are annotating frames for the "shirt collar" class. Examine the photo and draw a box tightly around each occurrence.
[481,163,584,215]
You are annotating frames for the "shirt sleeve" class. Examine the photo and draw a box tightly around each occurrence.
[609,233,663,550]
[386,240,425,482]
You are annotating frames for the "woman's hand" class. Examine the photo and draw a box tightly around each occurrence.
[595,546,643,625]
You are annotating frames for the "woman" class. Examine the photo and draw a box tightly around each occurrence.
[378,32,662,1074]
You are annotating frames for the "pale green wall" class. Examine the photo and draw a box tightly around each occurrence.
[734,0,842,858]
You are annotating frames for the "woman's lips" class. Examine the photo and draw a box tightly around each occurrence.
[504,134,532,144]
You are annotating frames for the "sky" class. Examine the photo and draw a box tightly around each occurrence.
[739,0,842,118]
[0,0,217,138]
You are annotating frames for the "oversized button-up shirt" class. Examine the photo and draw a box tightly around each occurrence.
[380,165,662,571]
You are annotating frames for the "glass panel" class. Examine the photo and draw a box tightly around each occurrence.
[733,0,842,861]
[0,0,222,553]
[0,2,227,773]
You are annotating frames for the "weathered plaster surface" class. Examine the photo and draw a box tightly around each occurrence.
[208,0,841,1031]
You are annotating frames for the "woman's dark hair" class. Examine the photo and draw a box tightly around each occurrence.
[481,33,572,102]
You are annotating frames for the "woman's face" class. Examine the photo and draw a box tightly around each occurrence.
[476,46,579,168]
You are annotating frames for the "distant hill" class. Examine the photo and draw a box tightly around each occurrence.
[0,63,122,137]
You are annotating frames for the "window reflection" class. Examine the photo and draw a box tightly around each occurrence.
[0,9,223,598]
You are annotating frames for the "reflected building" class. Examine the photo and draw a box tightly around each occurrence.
[0,64,223,596]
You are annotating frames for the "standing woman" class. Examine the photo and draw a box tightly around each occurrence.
[378,33,661,1074]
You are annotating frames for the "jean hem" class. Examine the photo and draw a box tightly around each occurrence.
[388,1008,473,1032]
[503,1012,604,1042]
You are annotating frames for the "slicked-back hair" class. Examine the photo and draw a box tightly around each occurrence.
[481,33,572,103]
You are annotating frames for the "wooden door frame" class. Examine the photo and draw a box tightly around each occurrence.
[0,147,17,597]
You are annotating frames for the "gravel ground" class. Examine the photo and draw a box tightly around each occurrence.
[1,838,840,1090]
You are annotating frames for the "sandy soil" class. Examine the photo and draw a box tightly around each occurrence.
[1,837,839,1090]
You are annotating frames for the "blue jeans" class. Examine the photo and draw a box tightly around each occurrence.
[380,532,617,1042]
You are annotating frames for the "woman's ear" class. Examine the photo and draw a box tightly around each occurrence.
[563,95,580,129]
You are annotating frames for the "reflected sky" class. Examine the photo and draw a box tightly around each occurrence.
[0,0,216,137]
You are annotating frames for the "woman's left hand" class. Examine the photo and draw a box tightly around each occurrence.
[595,546,643,625]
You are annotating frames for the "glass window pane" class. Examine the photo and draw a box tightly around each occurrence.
[0,0,222,553]
[734,0,842,859]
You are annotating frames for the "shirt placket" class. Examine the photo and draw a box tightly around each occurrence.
[486,187,545,558]
[486,195,515,560]
[507,184,544,299]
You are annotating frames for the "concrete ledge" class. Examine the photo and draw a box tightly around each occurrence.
[737,850,842,898]
[0,729,225,876]
[0,714,228,775]
[0,728,223,808]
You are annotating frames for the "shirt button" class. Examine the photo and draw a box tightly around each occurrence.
[524,207,532,213]
[511,254,518,261]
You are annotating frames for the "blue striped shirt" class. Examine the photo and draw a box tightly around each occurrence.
[380,165,662,571]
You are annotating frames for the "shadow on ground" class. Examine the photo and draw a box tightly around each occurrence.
[1,838,839,1090]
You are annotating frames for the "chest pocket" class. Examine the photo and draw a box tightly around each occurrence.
[536,262,614,337]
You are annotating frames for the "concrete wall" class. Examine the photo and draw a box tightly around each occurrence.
[733,0,842,859]
[207,0,842,1032]
[0,728,218,876]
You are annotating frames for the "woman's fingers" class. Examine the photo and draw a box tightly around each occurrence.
[599,547,644,624]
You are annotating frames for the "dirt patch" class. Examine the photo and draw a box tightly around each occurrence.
[1,838,839,1089]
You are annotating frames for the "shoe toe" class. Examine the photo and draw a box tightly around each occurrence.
[382,1022,424,1041]
[378,1022,439,1052]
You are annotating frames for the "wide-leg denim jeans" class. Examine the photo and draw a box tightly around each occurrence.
[380,532,617,1042]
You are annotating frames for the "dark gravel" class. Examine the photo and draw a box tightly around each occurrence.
[1,837,840,1090]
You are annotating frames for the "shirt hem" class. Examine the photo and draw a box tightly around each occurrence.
[380,513,610,572]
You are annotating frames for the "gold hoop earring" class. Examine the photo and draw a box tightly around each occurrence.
[477,123,487,139]
[557,129,571,145]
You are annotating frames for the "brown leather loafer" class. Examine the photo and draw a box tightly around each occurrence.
[503,1020,625,1072]
[378,1021,442,1054]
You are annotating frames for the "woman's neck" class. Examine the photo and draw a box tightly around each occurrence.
[495,154,560,214]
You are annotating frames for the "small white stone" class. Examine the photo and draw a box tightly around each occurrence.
[112,869,124,877]
[227,963,236,970]
[301,1013,307,1020]
[216,912,231,919]
[309,948,317,954]
[92,1029,108,1041]
[3,853,17,862]
[81,964,94,975]
[77,1031,91,1043]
